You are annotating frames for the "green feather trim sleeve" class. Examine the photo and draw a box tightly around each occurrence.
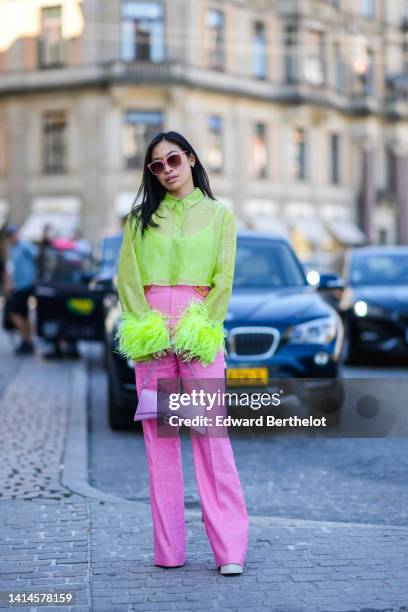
[115,309,171,361]
[172,299,225,366]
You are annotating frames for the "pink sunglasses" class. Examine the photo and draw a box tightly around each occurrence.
[147,150,190,175]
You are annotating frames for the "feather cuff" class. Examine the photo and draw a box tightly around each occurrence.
[172,299,225,366]
[115,309,171,361]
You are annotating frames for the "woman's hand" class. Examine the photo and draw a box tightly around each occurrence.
[151,348,191,360]
[177,350,193,362]
[152,348,172,359]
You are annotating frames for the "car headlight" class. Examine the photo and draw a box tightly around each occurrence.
[353,301,389,318]
[288,316,338,344]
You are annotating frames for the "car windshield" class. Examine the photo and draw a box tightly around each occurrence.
[350,253,408,286]
[234,239,307,288]
[40,246,96,284]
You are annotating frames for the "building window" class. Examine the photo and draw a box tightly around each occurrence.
[251,21,267,79]
[43,111,67,174]
[386,148,396,194]
[353,42,375,96]
[330,133,340,184]
[206,116,223,173]
[123,110,163,169]
[303,30,325,86]
[293,128,307,180]
[206,8,225,70]
[284,24,298,83]
[363,48,375,95]
[251,123,268,178]
[328,0,340,7]
[362,0,375,18]
[333,42,344,92]
[38,6,66,68]
[121,2,165,62]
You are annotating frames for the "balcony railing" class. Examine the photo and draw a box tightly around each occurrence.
[109,59,180,81]
[37,39,68,70]
[1,56,406,119]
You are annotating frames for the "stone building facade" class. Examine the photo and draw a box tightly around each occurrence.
[0,0,407,265]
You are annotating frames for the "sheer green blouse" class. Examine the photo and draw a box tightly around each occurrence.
[116,186,237,365]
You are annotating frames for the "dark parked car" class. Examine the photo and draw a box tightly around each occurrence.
[339,245,408,363]
[104,231,344,430]
[35,240,106,344]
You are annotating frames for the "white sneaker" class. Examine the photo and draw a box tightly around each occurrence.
[219,563,243,575]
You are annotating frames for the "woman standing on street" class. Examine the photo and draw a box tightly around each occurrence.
[116,131,249,575]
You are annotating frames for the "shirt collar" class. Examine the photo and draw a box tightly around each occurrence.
[162,186,205,211]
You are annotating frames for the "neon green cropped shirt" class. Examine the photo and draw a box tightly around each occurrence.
[116,186,237,366]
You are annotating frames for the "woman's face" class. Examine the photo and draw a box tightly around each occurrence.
[149,140,195,193]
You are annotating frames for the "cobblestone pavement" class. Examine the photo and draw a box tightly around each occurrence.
[0,329,408,611]
[0,355,73,501]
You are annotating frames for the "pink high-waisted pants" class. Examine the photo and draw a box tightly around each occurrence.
[133,284,249,568]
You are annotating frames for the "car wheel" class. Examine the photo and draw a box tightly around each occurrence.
[108,375,134,431]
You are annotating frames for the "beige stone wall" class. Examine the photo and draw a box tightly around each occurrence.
[0,0,407,248]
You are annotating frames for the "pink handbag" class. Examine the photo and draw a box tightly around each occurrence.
[134,359,207,434]
[134,360,159,421]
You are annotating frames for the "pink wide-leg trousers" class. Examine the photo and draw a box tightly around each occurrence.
[133,284,249,568]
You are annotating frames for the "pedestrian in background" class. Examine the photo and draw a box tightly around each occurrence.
[36,223,64,359]
[3,224,37,355]
[36,227,81,360]
[116,131,249,575]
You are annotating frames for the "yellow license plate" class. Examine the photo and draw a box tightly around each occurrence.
[226,367,269,386]
[67,298,95,315]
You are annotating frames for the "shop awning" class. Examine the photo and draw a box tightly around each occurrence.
[20,211,80,242]
[290,217,332,246]
[246,200,290,238]
[321,204,367,246]
[19,197,81,242]
[324,218,366,245]
[249,215,290,238]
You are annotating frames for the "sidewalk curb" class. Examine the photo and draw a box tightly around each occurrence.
[61,360,203,520]
[61,361,141,505]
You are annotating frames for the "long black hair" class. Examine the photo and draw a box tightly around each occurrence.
[125,131,216,237]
